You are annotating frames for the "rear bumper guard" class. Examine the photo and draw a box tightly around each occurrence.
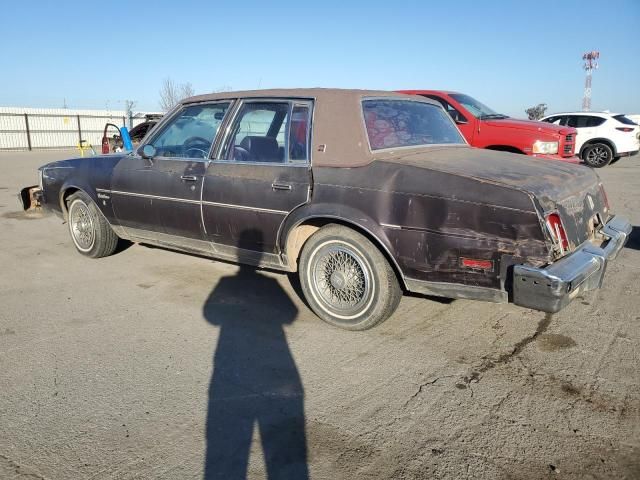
[513,215,632,313]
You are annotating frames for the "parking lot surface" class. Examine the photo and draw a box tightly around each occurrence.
[1,150,639,479]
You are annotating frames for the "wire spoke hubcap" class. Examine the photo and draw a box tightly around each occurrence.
[71,202,95,250]
[312,245,371,315]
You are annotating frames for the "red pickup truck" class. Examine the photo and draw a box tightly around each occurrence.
[400,90,578,162]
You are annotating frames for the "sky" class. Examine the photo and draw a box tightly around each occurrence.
[1,0,639,117]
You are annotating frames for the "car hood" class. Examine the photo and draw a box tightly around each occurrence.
[483,117,573,135]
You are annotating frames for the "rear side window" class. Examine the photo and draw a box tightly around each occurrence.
[221,100,312,164]
[362,99,465,150]
[567,115,605,128]
[613,114,638,126]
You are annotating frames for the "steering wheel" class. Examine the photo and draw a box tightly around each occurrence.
[183,136,211,158]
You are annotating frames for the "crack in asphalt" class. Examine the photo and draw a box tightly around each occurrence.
[404,375,454,407]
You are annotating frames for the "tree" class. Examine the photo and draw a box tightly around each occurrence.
[159,78,196,111]
[125,99,136,128]
[525,103,548,121]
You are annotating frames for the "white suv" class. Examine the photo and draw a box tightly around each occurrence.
[540,112,639,167]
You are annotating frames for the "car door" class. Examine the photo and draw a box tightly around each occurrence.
[566,115,597,152]
[202,99,312,263]
[111,101,232,243]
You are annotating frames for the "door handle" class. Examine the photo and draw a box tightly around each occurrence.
[271,182,292,191]
[180,175,198,182]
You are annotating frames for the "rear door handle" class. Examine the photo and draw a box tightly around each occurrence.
[272,182,292,191]
[181,175,198,182]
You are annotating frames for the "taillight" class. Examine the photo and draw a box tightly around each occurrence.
[545,213,569,253]
[616,127,634,132]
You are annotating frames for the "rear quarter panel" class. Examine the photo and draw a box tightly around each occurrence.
[294,161,549,290]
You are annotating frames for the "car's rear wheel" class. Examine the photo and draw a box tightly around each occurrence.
[299,224,402,330]
[67,191,118,258]
[582,143,613,168]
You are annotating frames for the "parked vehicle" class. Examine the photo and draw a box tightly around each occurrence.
[400,90,578,162]
[101,121,159,154]
[540,112,640,167]
[21,89,630,330]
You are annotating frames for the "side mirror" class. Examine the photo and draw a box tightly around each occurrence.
[141,144,156,159]
[455,119,469,125]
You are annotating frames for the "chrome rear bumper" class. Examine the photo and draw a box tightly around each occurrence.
[513,215,632,313]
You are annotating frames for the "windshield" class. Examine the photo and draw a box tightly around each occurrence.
[450,93,508,120]
[362,99,465,150]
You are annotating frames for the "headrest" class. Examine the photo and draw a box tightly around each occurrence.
[239,136,280,162]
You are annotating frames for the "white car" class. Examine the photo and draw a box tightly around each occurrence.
[540,112,639,167]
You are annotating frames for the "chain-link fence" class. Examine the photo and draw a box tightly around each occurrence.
[0,111,149,151]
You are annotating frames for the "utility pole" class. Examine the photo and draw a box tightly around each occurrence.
[582,50,599,111]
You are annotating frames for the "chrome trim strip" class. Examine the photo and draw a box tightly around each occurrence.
[380,222,403,230]
[95,188,111,193]
[109,189,201,205]
[202,200,288,215]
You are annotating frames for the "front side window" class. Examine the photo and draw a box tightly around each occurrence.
[362,99,465,150]
[148,103,230,159]
[222,100,311,164]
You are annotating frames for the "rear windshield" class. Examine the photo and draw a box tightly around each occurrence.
[362,99,465,150]
[613,114,638,126]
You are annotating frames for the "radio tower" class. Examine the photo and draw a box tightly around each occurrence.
[582,50,599,111]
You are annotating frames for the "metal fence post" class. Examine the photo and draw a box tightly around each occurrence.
[77,115,82,144]
[24,113,32,151]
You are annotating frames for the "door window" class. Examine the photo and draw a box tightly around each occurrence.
[566,115,604,128]
[222,101,311,164]
[147,103,231,159]
[289,104,311,162]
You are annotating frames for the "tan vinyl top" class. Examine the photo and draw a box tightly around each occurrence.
[182,88,439,167]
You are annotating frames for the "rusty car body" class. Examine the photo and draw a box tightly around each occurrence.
[21,89,631,329]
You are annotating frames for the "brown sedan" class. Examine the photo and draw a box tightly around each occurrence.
[23,89,631,329]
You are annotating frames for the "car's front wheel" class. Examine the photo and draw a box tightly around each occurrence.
[299,224,402,330]
[67,191,119,258]
[582,143,613,168]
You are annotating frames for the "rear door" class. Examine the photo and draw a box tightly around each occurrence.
[566,115,603,152]
[202,99,312,261]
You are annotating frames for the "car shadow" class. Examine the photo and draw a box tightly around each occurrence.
[625,226,640,251]
[202,229,309,479]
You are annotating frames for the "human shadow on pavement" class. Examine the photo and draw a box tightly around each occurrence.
[203,229,309,480]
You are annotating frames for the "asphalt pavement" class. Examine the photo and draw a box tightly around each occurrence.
[1,150,638,479]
